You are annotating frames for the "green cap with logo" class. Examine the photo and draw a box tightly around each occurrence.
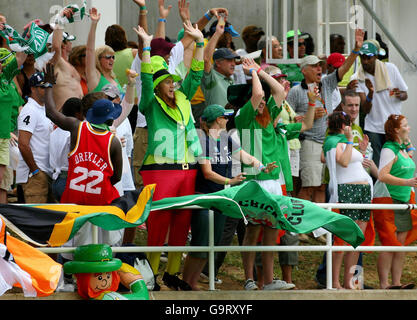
[359,40,386,57]
[201,104,234,122]
[63,244,122,274]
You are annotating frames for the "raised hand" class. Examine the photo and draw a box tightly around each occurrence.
[346,79,359,91]
[132,0,146,7]
[133,25,153,44]
[241,57,260,75]
[358,134,369,154]
[178,0,190,22]
[158,0,172,19]
[354,28,365,51]
[183,20,203,42]
[89,7,101,23]
[365,78,374,93]
[209,7,229,20]
[44,63,57,85]
[344,125,353,141]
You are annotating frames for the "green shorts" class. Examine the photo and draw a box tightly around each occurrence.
[337,184,371,222]
[393,199,412,232]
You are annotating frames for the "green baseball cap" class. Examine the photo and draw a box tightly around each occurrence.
[286,29,308,42]
[151,55,182,89]
[201,104,234,122]
[63,244,122,274]
[359,40,386,57]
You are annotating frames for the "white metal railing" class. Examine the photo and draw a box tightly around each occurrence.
[31,203,417,291]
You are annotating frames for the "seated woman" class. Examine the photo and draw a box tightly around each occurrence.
[322,111,373,289]
[86,7,123,94]
[134,21,205,291]
[376,114,416,289]
[182,104,277,290]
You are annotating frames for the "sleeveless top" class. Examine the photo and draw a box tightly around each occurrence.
[114,48,135,88]
[60,121,120,205]
[383,141,416,202]
[92,74,124,95]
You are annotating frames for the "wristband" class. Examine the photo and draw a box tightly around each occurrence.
[224,178,230,185]
[258,164,266,171]
[196,41,204,48]
[257,67,262,74]
[352,49,361,55]
[204,11,213,20]
[346,141,354,145]
[143,46,151,51]
[407,147,416,152]
[366,95,372,102]
[140,6,147,10]
[158,18,167,23]
[308,102,315,107]
[29,169,39,178]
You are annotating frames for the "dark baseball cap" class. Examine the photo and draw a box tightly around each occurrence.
[29,72,50,88]
[213,48,240,61]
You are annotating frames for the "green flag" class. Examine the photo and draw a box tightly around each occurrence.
[152,181,365,248]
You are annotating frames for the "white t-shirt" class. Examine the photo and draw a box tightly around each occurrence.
[336,144,371,184]
[352,62,408,134]
[49,127,70,180]
[131,41,185,128]
[16,98,53,184]
[114,118,135,193]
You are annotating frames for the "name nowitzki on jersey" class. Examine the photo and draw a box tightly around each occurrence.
[74,152,108,171]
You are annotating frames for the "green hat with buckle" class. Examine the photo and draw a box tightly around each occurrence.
[151,55,182,89]
[0,48,15,67]
[63,244,122,274]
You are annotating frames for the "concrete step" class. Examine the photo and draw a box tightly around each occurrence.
[2,289,417,300]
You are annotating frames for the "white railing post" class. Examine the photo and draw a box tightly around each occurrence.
[326,206,333,290]
[208,209,215,291]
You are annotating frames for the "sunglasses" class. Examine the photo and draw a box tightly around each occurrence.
[101,55,115,60]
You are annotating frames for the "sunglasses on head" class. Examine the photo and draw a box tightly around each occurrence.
[102,54,115,60]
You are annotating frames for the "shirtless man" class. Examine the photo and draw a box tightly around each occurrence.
[49,9,83,111]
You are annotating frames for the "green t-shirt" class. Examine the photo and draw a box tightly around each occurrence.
[384,141,416,203]
[235,96,301,188]
[201,68,233,108]
[0,58,23,138]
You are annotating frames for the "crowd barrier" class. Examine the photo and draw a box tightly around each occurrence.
[35,203,417,291]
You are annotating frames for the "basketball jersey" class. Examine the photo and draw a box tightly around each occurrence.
[61,121,120,205]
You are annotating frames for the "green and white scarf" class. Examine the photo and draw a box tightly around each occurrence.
[50,0,88,27]
[0,22,53,70]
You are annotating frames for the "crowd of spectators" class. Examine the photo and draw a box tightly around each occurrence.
[0,0,414,292]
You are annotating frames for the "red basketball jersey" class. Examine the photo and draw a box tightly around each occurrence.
[61,121,120,205]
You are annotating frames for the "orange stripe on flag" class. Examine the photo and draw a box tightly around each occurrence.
[7,235,62,297]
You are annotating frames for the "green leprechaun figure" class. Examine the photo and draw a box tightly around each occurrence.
[64,244,149,300]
